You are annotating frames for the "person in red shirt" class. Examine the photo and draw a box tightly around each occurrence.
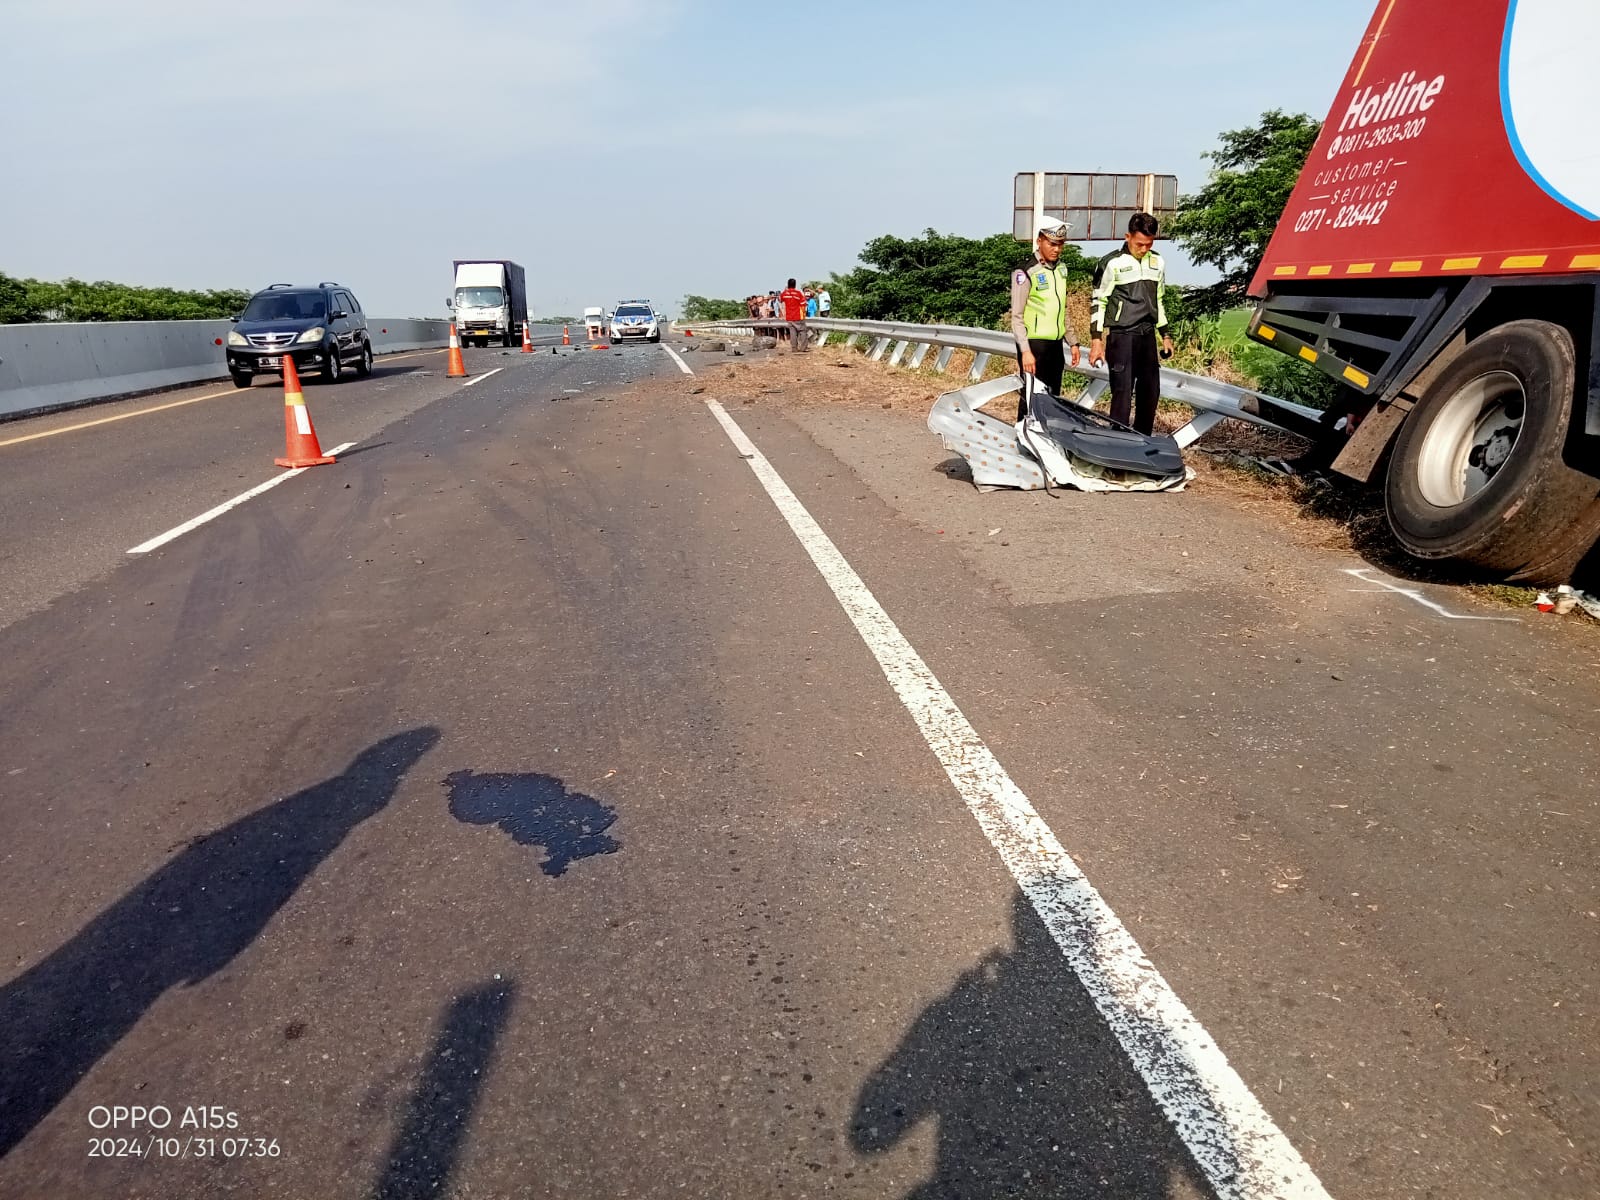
[779,279,806,321]
[778,278,807,347]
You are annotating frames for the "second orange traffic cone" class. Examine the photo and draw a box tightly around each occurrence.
[275,358,336,468]
[521,321,533,353]
[562,325,571,346]
[447,322,468,378]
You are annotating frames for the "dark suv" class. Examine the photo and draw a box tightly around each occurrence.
[226,282,374,388]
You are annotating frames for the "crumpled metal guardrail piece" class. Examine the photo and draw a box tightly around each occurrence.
[674,316,1326,444]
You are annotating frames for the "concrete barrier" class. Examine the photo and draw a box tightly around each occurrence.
[370,318,455,355]
[0,317,457,420]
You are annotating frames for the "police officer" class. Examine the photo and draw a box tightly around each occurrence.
[1089,212,1174,435]
[1009,217,1081,417]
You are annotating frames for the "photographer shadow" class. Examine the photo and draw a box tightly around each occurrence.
[852,890,1208,1199]
[0,727,440,1159]
[370,978,517,1200]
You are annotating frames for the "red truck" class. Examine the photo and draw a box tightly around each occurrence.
[1249,0,1600,582]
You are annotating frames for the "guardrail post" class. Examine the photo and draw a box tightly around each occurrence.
[887,340,911,367]
[908,343,931,369]
[1172,410,1226,449]
[968,351,990,382]
[934,346,955,373]
[869,337,892,361]
[844,333,861,348]
[813,330,829,347]
[1073,378,1110,409]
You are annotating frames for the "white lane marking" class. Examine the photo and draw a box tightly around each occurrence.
[459,367,504,388]
[1343,567,1520,622]
[703,396,1331,1200]
[661,345,694,375]
[127,441,357,554]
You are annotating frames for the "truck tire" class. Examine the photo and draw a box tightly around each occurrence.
[1385,319,1600,581]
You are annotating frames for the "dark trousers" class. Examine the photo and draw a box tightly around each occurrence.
[1016,339,1064,417]
[1107,327,1160,434]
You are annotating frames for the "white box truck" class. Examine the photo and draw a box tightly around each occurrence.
[450,261,528,348]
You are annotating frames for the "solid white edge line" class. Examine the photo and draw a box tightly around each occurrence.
[702,396,1332,1200]
[459,367,504,388]
[127,441,358,555]
[661,345,694,375]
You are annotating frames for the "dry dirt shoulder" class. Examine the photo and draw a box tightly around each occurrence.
[658,342,1600,640]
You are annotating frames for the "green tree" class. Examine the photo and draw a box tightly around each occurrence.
[831,229,1097,327]
[0,272,37,323]
[680,294,747,321]
[0,272,251,323]
[1167,109,1322,316]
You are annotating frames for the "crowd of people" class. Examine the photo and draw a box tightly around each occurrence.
[744,281,831,323]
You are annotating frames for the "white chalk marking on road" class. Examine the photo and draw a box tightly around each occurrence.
[1343,567,1520,622]
[127,441,358,554]
[459,367,504,388]
[703,395,1331,1200]
[661,345,694,375]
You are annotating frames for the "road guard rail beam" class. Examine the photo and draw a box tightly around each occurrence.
[674,316,1327,448]
[0,318,541,421]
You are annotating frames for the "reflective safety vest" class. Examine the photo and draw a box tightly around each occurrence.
[1021,259,1073,341]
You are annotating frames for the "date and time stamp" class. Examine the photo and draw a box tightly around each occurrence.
[85,1105,281,1161]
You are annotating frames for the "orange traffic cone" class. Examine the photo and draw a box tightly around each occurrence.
[562,325,572,346]
[521,321,533,353]
[446,323,468,378]
[274,358,336,468]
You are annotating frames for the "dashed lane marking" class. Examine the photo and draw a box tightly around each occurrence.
[0,349,445,449]
[127,441,358,555]
[661,345,694,375]
[459,367,504,388]
[701,389,1332,1200]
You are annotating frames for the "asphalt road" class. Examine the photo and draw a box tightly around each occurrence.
[0,334,1595,1198]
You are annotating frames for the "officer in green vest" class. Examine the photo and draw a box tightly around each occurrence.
[1009,217,1081,417]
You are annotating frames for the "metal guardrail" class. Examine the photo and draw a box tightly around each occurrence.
[674,316,1328,446]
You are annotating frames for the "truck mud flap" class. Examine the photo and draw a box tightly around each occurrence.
[1017,380,1191,493]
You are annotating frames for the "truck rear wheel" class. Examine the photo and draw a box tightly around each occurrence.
[1385,319,1600,582]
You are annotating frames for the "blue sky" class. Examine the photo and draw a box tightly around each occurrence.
[0,1,1375,319]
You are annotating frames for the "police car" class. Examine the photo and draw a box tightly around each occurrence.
[608,301,660,344]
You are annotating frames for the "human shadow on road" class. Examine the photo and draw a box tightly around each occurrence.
[445,771,620,877]
[851,890,1207,1199]
[0,727,440,1159]
[370,977,516,1200]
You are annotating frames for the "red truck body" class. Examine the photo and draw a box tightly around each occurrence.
[1254,0,1599,291]
[1246,0,1600,582]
